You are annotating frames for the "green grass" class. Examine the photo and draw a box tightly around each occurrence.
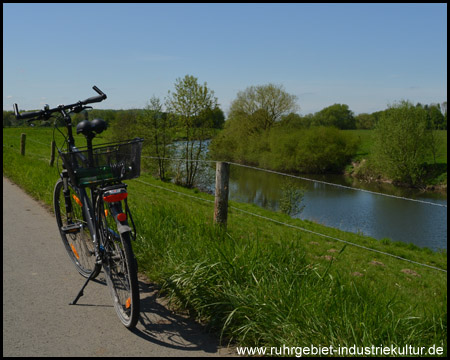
[3,127,447,353]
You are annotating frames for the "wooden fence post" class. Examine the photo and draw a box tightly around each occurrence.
[20,133,26,156]
[214,162,230,228]
[49,140,56,166]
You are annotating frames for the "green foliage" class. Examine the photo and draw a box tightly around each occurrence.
[279,112,313,129]
[198,106,225,129]
[3,111,16,127]
[293,127,360,173]
[138,96,175,180]
[372,100,436,186]
[425,103,446,130]
[211,124,360,174]
[108,109,142,142]
[312,103,356,129]
[279,179,305,216]
[166,74,218,187]
[228,83,299,131]
[211,84,359,174]
[355,113,377,129]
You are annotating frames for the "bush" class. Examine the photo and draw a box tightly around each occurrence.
[210,125,360,174]
[264,126,360,173]
[372,101,434,186]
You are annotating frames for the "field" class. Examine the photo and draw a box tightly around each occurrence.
[3,127,447,352]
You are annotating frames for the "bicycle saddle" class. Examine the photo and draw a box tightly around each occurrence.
[76,120,93,135]
[76,118,107,136]
[91,118,107,134]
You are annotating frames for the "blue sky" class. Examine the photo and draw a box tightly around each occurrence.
[3,3,447,116]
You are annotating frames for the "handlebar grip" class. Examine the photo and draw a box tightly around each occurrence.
[14,108,44,120]
[82,95,105,105]
[92,85,107,98]
[82,86,107,105]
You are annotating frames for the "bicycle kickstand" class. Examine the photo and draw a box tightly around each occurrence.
[69,268,98,305]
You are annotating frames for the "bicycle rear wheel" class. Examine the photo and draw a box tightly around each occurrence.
[97,197,140,328]
[54,178,100,279]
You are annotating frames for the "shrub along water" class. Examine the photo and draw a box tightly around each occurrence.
[210,125,360,174]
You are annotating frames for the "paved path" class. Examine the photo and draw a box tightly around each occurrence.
[3,177,233,357]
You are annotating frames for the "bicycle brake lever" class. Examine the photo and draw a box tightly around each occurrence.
[72,105,93,114]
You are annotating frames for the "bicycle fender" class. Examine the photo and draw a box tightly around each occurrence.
[108,202,132,234]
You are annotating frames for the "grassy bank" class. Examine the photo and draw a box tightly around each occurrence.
[3,127,447,352]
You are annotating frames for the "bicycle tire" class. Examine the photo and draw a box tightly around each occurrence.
[54,178,100,279]
[97,197,140,328]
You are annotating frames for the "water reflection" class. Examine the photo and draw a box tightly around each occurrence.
[165,145,447,251]
[226,165,447,251]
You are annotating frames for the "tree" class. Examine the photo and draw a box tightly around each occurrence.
[355,113,376,129]
[312,103,356,129]
[139,96,175,180]
[372,100,435,186]
[108,109,140,142]
[198,106,225,129]
[3,111,15,127]
[442,101,448,130]
[228,83,299,131]
[426,103,445,130]
[166,74,218,187]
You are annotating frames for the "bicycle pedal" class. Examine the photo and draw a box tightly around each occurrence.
[61,223,82,234]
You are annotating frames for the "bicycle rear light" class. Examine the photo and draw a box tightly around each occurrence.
[103,188,128,203]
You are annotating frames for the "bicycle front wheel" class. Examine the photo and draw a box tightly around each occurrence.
[54,178,100,279]
[97,198,140,328]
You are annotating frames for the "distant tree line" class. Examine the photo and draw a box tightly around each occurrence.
[3,78,446,188]
[276,101,447,130]
[4,99,446,131]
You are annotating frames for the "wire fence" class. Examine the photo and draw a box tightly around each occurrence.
[141,155,447,208]
[4,133,447,273]
[136,178,447,273]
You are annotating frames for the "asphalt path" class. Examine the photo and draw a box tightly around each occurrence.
[3,177,233,357]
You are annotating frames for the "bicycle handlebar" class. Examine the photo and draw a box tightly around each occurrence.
[81,85,107,105]
[13,85,107,122]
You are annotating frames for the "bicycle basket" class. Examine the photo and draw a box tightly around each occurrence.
[60,138,144,187]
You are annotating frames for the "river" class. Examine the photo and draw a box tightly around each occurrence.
[225,166,447,251]
[168,141,447,251]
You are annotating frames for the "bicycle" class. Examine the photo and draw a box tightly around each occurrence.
[13,86,142,329]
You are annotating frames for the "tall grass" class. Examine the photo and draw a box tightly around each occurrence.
[3,127,447,352]
[128,191,446,349]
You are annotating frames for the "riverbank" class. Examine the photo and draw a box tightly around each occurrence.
[346,158,447,194]
[209,128,447,195]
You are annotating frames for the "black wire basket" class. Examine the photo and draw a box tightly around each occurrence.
[59,138,144,187]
